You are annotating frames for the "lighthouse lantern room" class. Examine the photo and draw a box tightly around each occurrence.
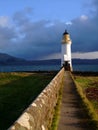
[61,30,72,71]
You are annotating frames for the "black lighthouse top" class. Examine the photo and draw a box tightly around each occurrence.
[63,30,69,35]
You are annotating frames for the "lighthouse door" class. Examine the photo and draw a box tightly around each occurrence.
[63,61,70,71]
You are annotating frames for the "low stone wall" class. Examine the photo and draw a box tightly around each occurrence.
[8,68,64,130]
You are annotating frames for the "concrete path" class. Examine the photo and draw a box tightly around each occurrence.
[57,71,91,130]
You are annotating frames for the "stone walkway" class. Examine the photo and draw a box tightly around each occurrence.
[57,71,91,130]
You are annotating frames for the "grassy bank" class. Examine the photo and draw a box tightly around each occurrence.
[73,74,98,129]
[0,72,55,130]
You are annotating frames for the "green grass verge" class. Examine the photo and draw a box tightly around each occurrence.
[72,74,98,130]
[0,72,55,130]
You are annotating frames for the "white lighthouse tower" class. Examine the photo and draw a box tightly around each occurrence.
[61,30,72,71]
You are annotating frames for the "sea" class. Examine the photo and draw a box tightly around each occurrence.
[0,64,98,72]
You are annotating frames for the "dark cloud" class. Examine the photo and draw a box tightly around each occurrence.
[0,1,98,60]
[11,11,65,59]
[18,20,64,59]
[69,0,98,53]
[0,26,17,49]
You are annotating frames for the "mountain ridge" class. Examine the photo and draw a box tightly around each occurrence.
[0,52,98,65]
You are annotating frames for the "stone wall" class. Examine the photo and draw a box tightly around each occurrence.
[8,68,64,130]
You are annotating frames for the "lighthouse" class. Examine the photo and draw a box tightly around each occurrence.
[61,30,72,71]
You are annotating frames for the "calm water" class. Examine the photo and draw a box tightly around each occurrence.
[0,64,98,72]
[73,64,98,72]
[0,65,59,72]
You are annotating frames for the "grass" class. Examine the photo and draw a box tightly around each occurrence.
[74,75,98,110]
[50,88,62,130]
[50,77,64,130]
[73,74,98,130]
[0,72,55,130]
[74,75,98,89]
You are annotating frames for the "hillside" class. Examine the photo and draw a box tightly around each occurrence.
[0,53,60,65]
[0,53,27,65]
[0,53,98,65]
[72,59,98,65]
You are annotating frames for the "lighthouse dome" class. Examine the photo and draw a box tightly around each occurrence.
[63,30,69,35]
[62,30,72,44]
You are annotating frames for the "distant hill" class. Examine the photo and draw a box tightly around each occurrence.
[0,53,60,65]
[0,53,27,65]
[34,59,98,65]
[72,59,98,65]
[0,53,98,65]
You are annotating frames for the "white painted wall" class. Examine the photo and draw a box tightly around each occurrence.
[61,43,72,70]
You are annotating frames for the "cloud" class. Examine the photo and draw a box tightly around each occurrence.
[9,12,66,59]
[70,15,98,52]
[0,16,9,27]
[41,53,61,60]
[0,1,98,60]
[0,26,17,50]
[80,15,88,21]
[72,51,98,59]
[40,51,98,60]
[19,21,64,59]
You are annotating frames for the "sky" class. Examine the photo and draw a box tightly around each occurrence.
[0,0,98,60]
